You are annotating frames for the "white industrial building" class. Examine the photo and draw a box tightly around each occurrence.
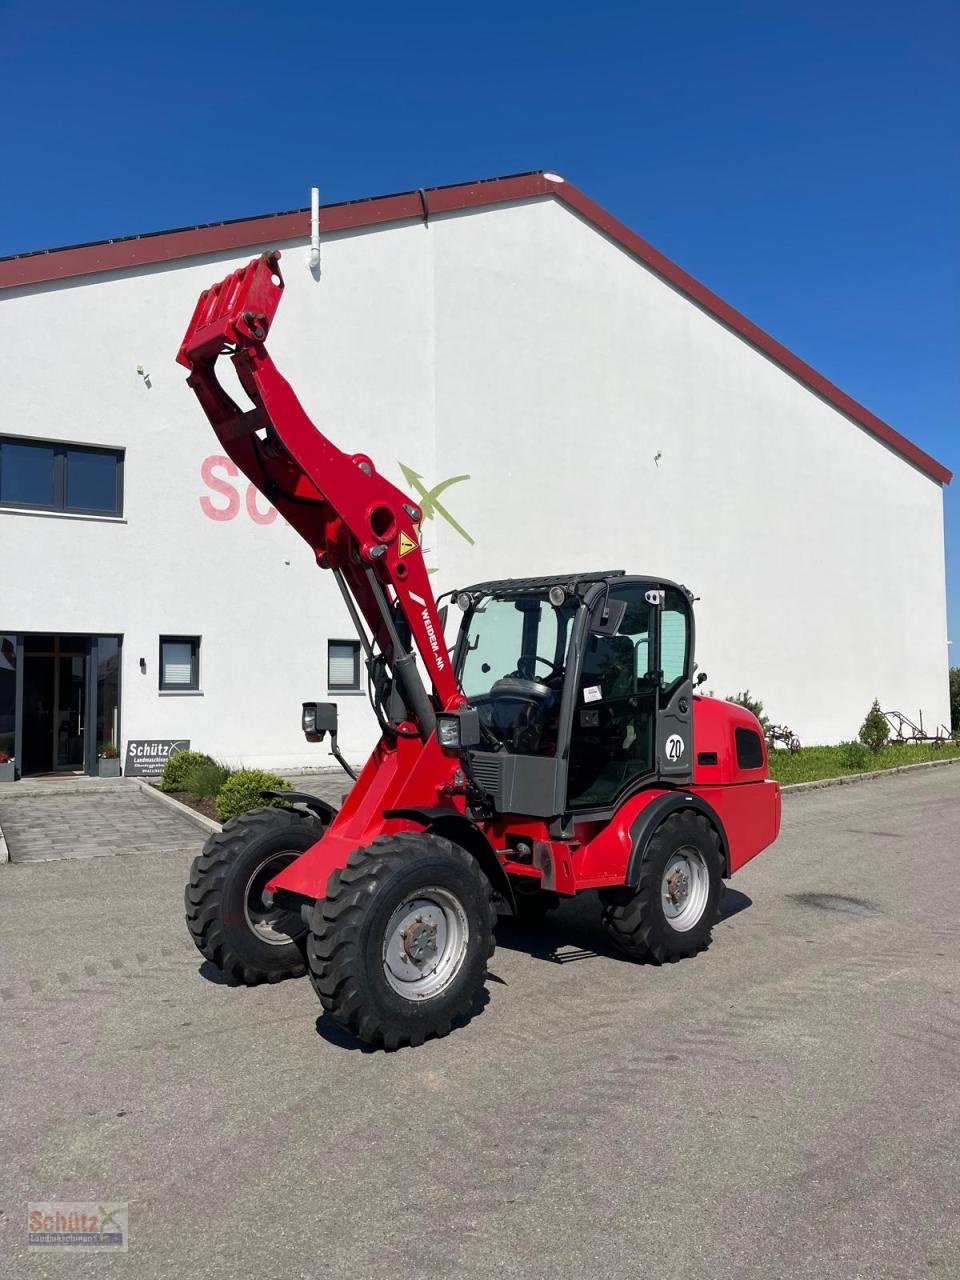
[0,170,951,778]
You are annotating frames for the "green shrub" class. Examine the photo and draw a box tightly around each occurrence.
[838,740,871,772]
[725,690,770,734]
[179,757,232,799]
[950,667,960,732]
[160,750,216,793]
[858,699,890,754]
[216,769,292,822]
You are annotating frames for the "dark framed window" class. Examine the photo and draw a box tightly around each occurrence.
[735,726,765,769]
[0,434,123,516]
[159,636,200,692]
[328,639,361,692]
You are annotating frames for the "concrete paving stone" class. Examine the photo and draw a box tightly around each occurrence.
[2,767,960,1278]
[0,785,201,864]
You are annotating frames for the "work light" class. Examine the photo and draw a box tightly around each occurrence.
[436,708,481,752]
[302,703,320,742]
[456,592,472,611]
[302,701,338,743]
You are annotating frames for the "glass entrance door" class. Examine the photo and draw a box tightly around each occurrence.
[21,636,88,775]
[56,649,87,769]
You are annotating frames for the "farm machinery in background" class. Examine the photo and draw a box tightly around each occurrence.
[883,709,952,747]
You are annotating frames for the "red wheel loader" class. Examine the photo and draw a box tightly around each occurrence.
[178,251,781,1048]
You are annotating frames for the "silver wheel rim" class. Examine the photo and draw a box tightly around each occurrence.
[661,846,710,932]
[382,886,470,1001]
[243,853,305,946]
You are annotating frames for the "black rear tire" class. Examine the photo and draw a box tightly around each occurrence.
[307,832,496,1049]
[185,806,327,985]
[600,811,722,963]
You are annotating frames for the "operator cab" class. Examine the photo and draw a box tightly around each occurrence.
[451,571,695,819]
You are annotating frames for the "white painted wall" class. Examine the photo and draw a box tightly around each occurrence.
[0,194,949,772]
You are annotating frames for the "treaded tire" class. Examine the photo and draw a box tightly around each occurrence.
[600,810,722,963]
[307,833,496,1049]
[185,806,327,985]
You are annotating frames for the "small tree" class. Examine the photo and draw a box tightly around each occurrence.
[726,690,770,734]
[950,667,960,733]
[858,699,889,754]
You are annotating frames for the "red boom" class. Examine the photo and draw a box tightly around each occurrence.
[177,251,460,710]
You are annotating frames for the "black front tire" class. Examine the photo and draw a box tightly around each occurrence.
[185,806,327,985]
[600,811,722,963]
[307,833,496,1049]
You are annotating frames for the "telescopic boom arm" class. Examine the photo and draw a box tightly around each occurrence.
[176,251,461,734]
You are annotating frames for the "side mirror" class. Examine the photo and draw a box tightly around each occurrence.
[590,597,627,636]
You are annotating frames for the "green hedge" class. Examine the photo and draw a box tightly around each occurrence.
[216,769,292,822]
[179,757,232,799]
[160,750,217,793]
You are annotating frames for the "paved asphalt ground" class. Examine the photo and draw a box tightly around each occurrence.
[2,767,958,1279]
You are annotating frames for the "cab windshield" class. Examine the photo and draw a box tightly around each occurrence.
[458,593,577,755]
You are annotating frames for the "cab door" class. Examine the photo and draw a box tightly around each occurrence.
[565,582,659,809]
[655,585,694,781]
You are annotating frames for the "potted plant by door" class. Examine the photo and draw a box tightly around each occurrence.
[98,744,122,778]
[0,751,15,782]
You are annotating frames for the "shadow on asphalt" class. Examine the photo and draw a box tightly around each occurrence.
[495,894,626,966]
[314,987,492,1053]
[496,885,753,966]
[197,887,755,1051]
[718,887,753,921]
[198,960,237,986]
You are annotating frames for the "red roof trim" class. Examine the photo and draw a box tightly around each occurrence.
[0,172,553,288]
[0,171,949,484]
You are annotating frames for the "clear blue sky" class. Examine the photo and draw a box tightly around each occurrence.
[3,0,958,649]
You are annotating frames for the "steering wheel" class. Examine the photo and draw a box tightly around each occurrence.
[490,675,553,702]
[514,655,562,682]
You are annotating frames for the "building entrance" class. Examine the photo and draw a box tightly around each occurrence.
[0,634,121,778]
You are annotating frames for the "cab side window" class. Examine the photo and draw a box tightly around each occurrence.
[660,587,690,703]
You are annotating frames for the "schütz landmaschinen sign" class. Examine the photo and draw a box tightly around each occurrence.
[124,739,190,779]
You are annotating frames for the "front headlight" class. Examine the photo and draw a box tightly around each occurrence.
[437,715,461,750]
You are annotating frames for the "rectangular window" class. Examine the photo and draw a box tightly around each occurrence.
[160,636,200,692]
[328,639,361,692]
[0,435,123,516]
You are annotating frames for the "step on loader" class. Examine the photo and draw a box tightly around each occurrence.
[178,251,781,1049]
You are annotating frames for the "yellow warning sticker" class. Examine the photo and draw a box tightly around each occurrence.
[398,529,418,556]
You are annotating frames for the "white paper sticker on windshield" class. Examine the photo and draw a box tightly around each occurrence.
[583,685,601,703]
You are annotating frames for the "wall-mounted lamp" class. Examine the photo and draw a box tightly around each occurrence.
[139,657,147,674]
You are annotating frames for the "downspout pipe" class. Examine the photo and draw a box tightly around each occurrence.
[308,186,320,273]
